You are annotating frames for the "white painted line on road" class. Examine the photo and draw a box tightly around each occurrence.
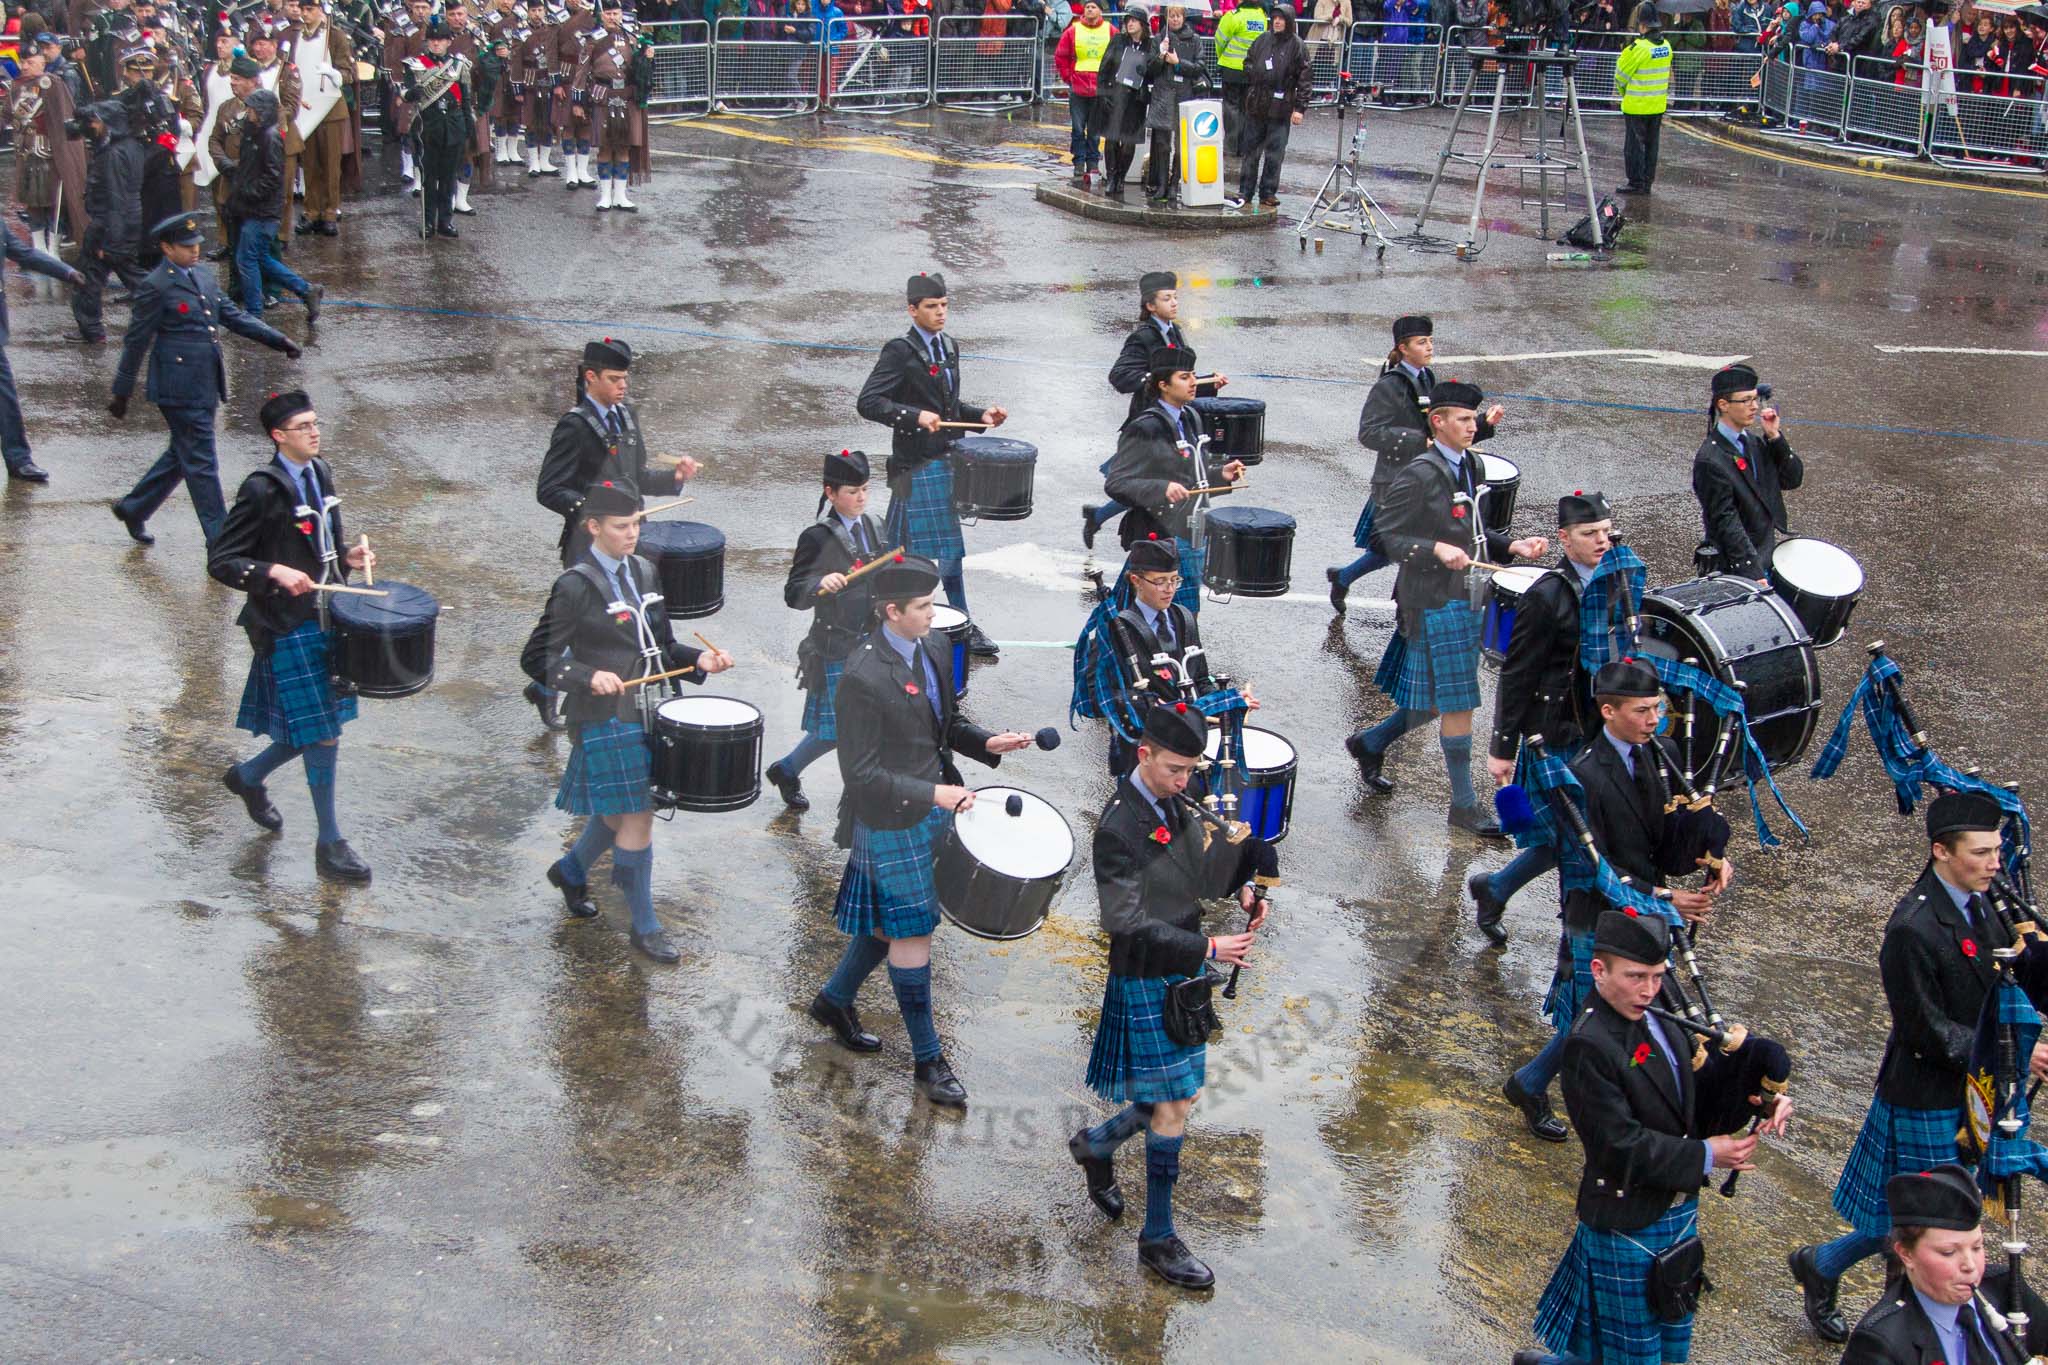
[1874,345,2048,357]
[1434,349,1751,370]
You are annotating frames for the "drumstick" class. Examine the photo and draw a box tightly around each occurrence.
[815,548,905,594]
[934,420,990,430]
[622,663,700,688]
[1183,482,1243,496]
[649,453,698,468]
[358,534,372,587]
[692,630,722,658]
[307,582,389,597]
[632,497,696,521]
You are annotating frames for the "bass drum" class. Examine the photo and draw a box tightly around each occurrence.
[1633,576,1821,783]
[935,786,1075,940]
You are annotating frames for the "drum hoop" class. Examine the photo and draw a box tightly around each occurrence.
[1772,538,1866,597]
[953,786,1076,872]
[655,697,763,730]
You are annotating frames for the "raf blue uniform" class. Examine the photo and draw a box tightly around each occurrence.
[108,213,297,546]
[0,225,84,482]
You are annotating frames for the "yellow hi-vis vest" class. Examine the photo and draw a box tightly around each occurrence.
[1615,35,1672,115]
[1071,19,1111,74]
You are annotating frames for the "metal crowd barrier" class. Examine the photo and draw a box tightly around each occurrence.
[1926,71,2045,171]
[831,31,933,112]
[933,15,1037,111]
[1843,55,1926,151]
[1761,50,1850,140]
[712,15,823,117]
[1345,22,1444,104]
[645,20,712,116]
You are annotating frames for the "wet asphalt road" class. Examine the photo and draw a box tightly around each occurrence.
[3,100,2047,1363]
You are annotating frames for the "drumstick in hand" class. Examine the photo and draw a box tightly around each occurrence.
[358,534,372,587]
[692,630,721,655]
[632,497,696,521]
[815,549,905,595]
[623,662,701,688]
[307,582,390,597]
[1184,482,1244,496]
[934,420,990,430]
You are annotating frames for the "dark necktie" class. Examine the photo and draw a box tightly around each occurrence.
[1155,609,1175,653]
[606,408,623,439]
[1632,743,1663,810]
[1965,893,1987,936]
[612,562,639,608]
[914,642,941,718]
[850,518,870,557]
[1955,1303,1997,1365]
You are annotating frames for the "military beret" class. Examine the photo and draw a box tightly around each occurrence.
[1928,790,2003,840]
[1141,700,1207,758]
[1428,378,1482,411]
[1887,1163,1982,1232]
[151,211,204,245]
[1139,270,1177,303]
[1393,314,1432,343]
[1711,364,1760,399]
[873,552,941,601]
[1558,490,1611,528]
[229,51,260,75]
[1127,538,1178,574]
[258,389,314,433]
[1593,657,1660,698]
[579,481,640,519]
[907,272,947,303]
[582,336,632,371]
[1593,907,1669,964]
[822,448,869,487]
[1148,341,1196,378]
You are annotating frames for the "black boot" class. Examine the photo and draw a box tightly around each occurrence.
[1788,1245,1848,1343]
[547,863,598,918]
[1138,1235,1214,1289]
[223,765,284,832]
[1081,503,1099,550]
[765,760,809,812]
[1067,1129,1125,1219]
[808,991,881,1052]
[1449,802,1505,838]
[110,500,154,545]
[1501,1073,1568,1142]
[914,1055,967,1108]
[965,624,1000,658]
[631,927,680,963]
[523,680,565,731]
[1469,872,1509,946]
[315,838,373,884]
[1344,732,1395,794]
[1327,565,1348,614]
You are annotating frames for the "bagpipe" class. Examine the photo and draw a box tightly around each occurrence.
[1170,791,1280,1002]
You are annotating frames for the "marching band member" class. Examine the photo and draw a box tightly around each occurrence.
[1692,363,1802,583]
[278,0,357,239]
[1090,271,1227,549]
[570,0,649,212]
[856,271,1008,659]
[1790,792,2031,1345]
[209,390,375,883]
[765,448,886,812]
[1342,379,1542,834]
[802,554,1033,1108]
[1070,699,1270,1290]
[1100,536,1257,775]
[520,480,734,964]
[400,17,474,240]
[513,0,560,176]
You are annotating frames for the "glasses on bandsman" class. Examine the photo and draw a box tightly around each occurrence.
[1137,573,1183,588]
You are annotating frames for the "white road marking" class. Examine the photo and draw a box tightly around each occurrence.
[1433,349,1752,370]
[1874,345,2048,357]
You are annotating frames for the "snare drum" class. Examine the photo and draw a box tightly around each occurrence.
[1768,537,1864,650]
[934,786,1075,940]
[1481,564,1546,665]
[1476,452,1521,531]
[650,695,763,812]
[951,436,1038,521]
[1190,396,1267,464]
[638,520,726,621]
[1201,505,1295,599]
[328,581,439,698]
[930,604,971,697]
[1202,724,1299,842]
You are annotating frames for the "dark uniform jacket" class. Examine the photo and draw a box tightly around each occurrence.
[854,327,987,482]
[1489,564,1587,762]
[534,396,654,560]
[784,512,887,672]
[1093,774,1259,979]
[1107,601,1210,700]
[112,258,290,406]
[519,552,706,731]
[1104,401,1212,549]
[1875,864,2007,1111]
[1562,730,1681,931]
[1691,423,1802,580]
[0,227,75,346]
[208,455,347,652]
[1377,443,1511,635]
[1356,364,1496,495]
[1840,1267,2048,1365]
[831,628,999,847]
[1562,991,1708,1231]
[1108,318,1185,424]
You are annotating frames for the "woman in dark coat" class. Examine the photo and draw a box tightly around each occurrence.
[1097,11,1153,199]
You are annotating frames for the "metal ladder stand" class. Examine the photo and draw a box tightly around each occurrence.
[1410,45,1606,259]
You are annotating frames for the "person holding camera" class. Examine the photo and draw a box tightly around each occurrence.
[69,99,149,345]
[1233,0,1311,210]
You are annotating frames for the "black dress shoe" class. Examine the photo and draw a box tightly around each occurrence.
[436,223,459,238]
[522,680,565,731]
[631,928,680,963]
[965,624,1000,658]
[914,1055,968,1108]
[547,862,598,918]
[1081,503,1099,550]
[808,991,882,1051]
[8,459,48,482]
[1788,1245,1849,1343]
[297,216,317,235]
[1326,565,1348,614]
[315,838,373,884]
[1469,872,1509,945]
[1138,1234,1214,1289]
[765,760,809,812]
[318,221,340,237]
[111,501,153,545]
[1512,1351,1550,1365]
[1502,1074,1569,1142]
[223,765,284,832]
[1344,732,1395,794]
[1067,1128,1124,1219]
[303,282,323,324]
[1449,803,1505,838]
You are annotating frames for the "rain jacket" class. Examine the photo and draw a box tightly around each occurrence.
[1215,0,1269,74]
[1615,27,1672,112]
[81,99,145,258]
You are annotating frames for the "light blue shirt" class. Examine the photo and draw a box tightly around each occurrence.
[1139,601,1175,647]
[1914,1288,1997,1365]
[1433,439,1470,489]
[1715,420,1750,454]
[837,513,870,553]
[1152,317,1175,344]
[1641,1008,1717,1176]
[1935,870,1980,923]
[589,545,639,604]
[586,396,621,431]
[881,621,941,712]
[1605,726,1638,777]
[912,323,945,364]
[1567,556,1597,587]
[1398,360,1426,384]
[1130,767,1172,828]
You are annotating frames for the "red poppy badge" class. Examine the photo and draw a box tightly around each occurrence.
[1630,1043,1653,1067]
[1150,825,1171,845]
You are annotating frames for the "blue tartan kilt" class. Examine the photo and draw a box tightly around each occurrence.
[885,456,965,571]
[1352,497,1376,550]
[1120,537,1206,615]
[555,717,653,817]
[834,806,951,939]
[1085,972,1207,1103]
[236,618,358,747]
[1534,1202,1700,1365]
[1377,601,1483,713]
[1544,929,1597,1034]
[801,656,846,742]
[1831,1096,1967,1239]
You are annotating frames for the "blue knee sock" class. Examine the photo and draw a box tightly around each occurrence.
[301,742,342,844]
[1334,549,1385,589]
[610,843,658,936]
[1079,1103,1150,1157]
[1488,843,1560,904]
[775,732,836,777]
[237,740,300,787]
[823,934,888,1006]
[1513,1025,1571,1096]
[1813,1230,1887,1282]
[1442,732,1478,809]
[1354,707,1430,755]
[1141,1131,1183,1240]
[940,570,967,614]
[558,818,616,885]
[887,962,942,1062]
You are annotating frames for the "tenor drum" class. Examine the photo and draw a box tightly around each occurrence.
[1201,724,1299,842]
[1634,576,1821,783]
[1201,506,1295,599]
[1768,537,1865,650]
[650,695,763,812]
[328,581,439,698]
[951,436,1038,521]
[638,520,726,621]
[1481,564,1546,666]
[930,604,971,698]
[1190,396,1267,464]
[1476,452,1521,531]
[935,786,1075,940]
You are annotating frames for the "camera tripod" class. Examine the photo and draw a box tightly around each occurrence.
[1293,84,1395,259]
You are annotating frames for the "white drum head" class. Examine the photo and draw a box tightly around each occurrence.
[1204,725,1297,773]
[1773,538,1864,596]
[1492,565,1545,601]
[1480,453,1520,483]
[930,605,970,631]
[656,695,762,727]
[955,787,1074,878]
